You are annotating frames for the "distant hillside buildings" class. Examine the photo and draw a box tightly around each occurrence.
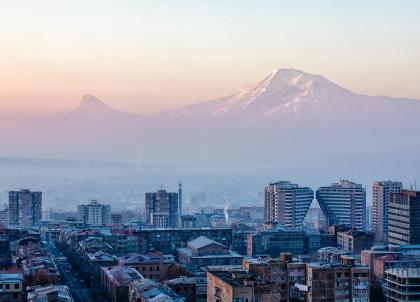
[9,189,42,228]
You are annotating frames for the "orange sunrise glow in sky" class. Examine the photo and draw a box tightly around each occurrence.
[1,0,420,115]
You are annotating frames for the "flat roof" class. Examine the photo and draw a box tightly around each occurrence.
[386,268,420,278]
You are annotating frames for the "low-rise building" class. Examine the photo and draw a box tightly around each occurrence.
[85,251,118,286]
[247,227,335,257]
[207,270,281,302]
[177,236,242,272]
[165,277,196,302]
[21,256,60,285]
[129,278,184,302]
[111,213,123,225]
[181,215,197,228]
[11,237,46,262]
[118,252,172,281]
[27,285,74,302]
[243,254,306,302]
[101,265,144,302]
[0,273,23,302]
[336,229,374,254]
[102,229,139,256]
[317,247,350,263]
[306,256,369,302]
[77,237,113,255]
[136,227,232,255]
[40,228,61,243]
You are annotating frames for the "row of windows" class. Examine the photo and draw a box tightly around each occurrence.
[136,265,161,272]
[0,283,20,290]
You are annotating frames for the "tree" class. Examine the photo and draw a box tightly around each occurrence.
[370,276,385,302]
[33,269,55,286]
[166,263,192,280]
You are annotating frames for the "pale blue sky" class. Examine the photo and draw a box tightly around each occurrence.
[1,0,419,113]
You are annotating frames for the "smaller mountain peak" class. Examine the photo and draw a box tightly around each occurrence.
[79,94,107,107]
[57,94,122,119]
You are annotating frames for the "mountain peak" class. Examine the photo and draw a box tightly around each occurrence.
[78,94,110,109]
[171,68,357,119]
[250,68,339,95]
[57,95,132,120]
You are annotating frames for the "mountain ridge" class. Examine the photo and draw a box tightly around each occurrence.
[165,68,420,121]
[1,68,420,166]
[45,69,420,122]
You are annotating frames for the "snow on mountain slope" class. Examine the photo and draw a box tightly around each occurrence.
[168,68,419,121]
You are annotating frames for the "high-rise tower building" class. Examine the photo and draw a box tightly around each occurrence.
[145,189,179,228]
[372,181,402,242]
[9,189,42,228]
[388,190,420,245]
[178,183,183,217]
[77,200,111,225]
[264,181,313,227]
[316,180,366,230]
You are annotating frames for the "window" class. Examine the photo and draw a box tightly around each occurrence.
[6,284,9,289]
[14,284,19,289]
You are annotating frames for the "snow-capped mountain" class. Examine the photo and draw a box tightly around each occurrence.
[168,68,419,121]
[2,68,420,165]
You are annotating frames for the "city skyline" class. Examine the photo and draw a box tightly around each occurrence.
[1,2,420,301]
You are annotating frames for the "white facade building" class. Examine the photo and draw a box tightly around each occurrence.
[316,180,366,230]
[264,181,314,227]
[77,200,111,225]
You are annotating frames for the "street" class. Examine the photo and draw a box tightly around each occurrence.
[48,243,100,302]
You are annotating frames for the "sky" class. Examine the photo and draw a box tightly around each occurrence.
[1,0,419,115]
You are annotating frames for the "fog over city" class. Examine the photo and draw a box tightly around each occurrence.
[1,69,420,210]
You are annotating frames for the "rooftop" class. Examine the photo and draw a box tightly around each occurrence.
[131,279,184,302]
[165,277,196,285]
[208,271,255,288]
[27,285,73,302]
[119,253,168,265]
[178,247,241,258]
[87,251,118,262]
[102,265,143,286]
[386,267,420,278]
[0,273,23,282]
[188,236,225,250]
